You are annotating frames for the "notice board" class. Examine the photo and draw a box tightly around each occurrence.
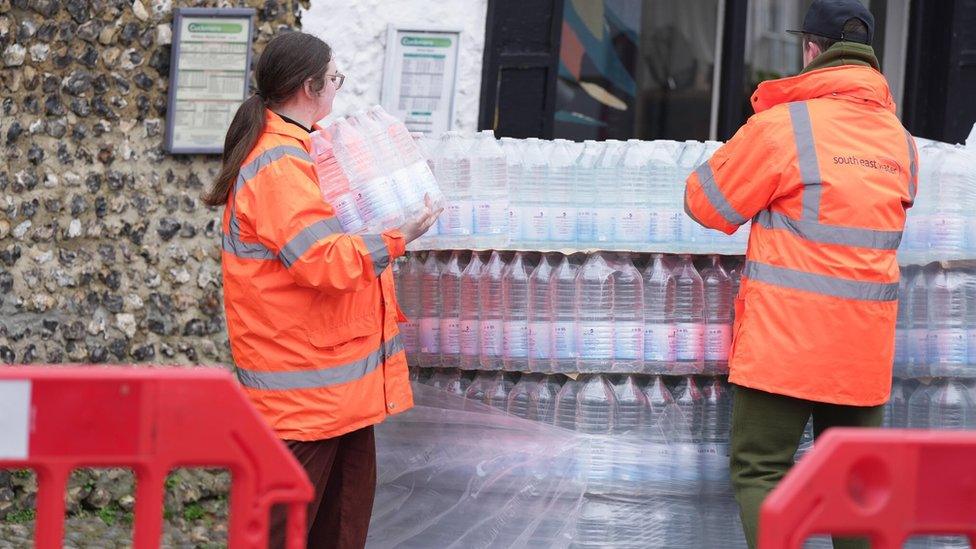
[381,24,462,135]
[165,8,255,154]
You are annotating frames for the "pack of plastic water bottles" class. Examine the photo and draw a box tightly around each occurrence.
[395,251,739,377]
[310,106,444,234]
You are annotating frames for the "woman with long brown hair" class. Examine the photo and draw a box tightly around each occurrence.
[203,31,439,548]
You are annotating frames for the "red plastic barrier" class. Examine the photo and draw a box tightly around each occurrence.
[0,366,313,548]
[759,428,976,549]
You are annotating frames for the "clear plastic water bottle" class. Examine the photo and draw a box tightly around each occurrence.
[576,375,617,492]
[395,254,423,361]
[615,141,653,243]
[642,375,675,439]
[438,251,464,368]
[577,253,615,373]
[672,376,703,443]
[479,251,506,370]
[508,373,556,423]
[907,380,935,428]
[500,137,524,243]
[502,252,531,371]
[646,140,680,244]
[701,256,733,375]
[469,130,509,239]
[907,264,931,375]
[354,108,422,212]
[928,378,975,430]
[464,370,497,406]
[927,144,974,256]
[674,255,705,373]
[432,132,474,238]
[574,141,602,247]
[553,376,582,430]
[644,254,676,372]
[884,378,913,428]
[311,132,366,233]
[552,255,581,373]
[528,254,556,373]
[592,140,625,244]
[549,139,579,244]
[894,267,912,376]
[612,375,649,490]
[966,268,976,368]
[367,106,432,213]
[927,264,969,377]
[676,140,708,247]
[458,252,485,370]
[700,377,734,547]
[611,254,644,373]
[488,372,517,410]
[418,252,443,368]
[519,138,550,245]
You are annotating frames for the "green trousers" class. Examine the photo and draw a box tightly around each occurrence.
[729,384,885,549]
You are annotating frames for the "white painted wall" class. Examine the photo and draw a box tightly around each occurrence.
[302,0,488,130]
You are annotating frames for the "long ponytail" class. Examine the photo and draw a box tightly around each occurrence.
[202,32,332,207]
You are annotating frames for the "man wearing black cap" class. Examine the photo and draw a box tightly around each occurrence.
[683,1,918,548]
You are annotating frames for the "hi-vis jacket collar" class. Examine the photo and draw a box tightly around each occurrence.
[263,109,324,144]
[751,65,896,114]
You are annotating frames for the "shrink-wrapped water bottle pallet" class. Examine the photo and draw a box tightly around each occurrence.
[409,362,729,377]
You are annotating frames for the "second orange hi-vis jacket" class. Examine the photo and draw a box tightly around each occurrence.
[685,65,918,406]
[221,109,412,440]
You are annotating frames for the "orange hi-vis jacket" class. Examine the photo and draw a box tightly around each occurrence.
[685,65,918,406]
[221,109,412,440]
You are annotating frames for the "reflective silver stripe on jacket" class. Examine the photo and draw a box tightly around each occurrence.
[279,217,345,268]
[224,145,313,261]
[236,335,405,391]
[743,260,899,301]
[754,210,903,250]
[788,102,823,222]
[362,233,391,276]
[694,161,748,226]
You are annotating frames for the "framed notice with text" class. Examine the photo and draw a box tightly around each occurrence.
[381,24,462,135]
[165,8,255,154]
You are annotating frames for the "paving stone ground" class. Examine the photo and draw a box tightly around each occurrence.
[0,518,227,548]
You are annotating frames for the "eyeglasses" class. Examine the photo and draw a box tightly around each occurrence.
[326,72,345,90]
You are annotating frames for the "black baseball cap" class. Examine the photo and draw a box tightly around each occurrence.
[787,0,874,45]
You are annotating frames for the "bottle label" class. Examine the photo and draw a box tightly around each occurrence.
[969,329,976,365]
[503,320,529,358]
[400,320,419,354]
[644,322,676,362]
[419,317,440,354]
[704,324,731,361]
[480,319,503,357]
[528,321,551,359]
[551,207,578,242]
[908,328,928,364]
[329,193,364,232]
[354,177,400,223]
[675,322,704,361]
[578,321,613,359]
[592,207,615,242]
[576,209,593,240]
[474,201,508,235]
[438,200,473,236]
[520,207,549,241]
[440,317,460,354]
[459,320,480,356]
[614,321,644,360]
[926,329,967,364]
[553,320,577,358]
[648,210,679,242]
[507,206,521,240]
[614,210,651,242]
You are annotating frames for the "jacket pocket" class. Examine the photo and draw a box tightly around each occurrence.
[307,313,379,349]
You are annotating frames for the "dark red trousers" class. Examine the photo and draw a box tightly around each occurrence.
[269,426,377,549]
